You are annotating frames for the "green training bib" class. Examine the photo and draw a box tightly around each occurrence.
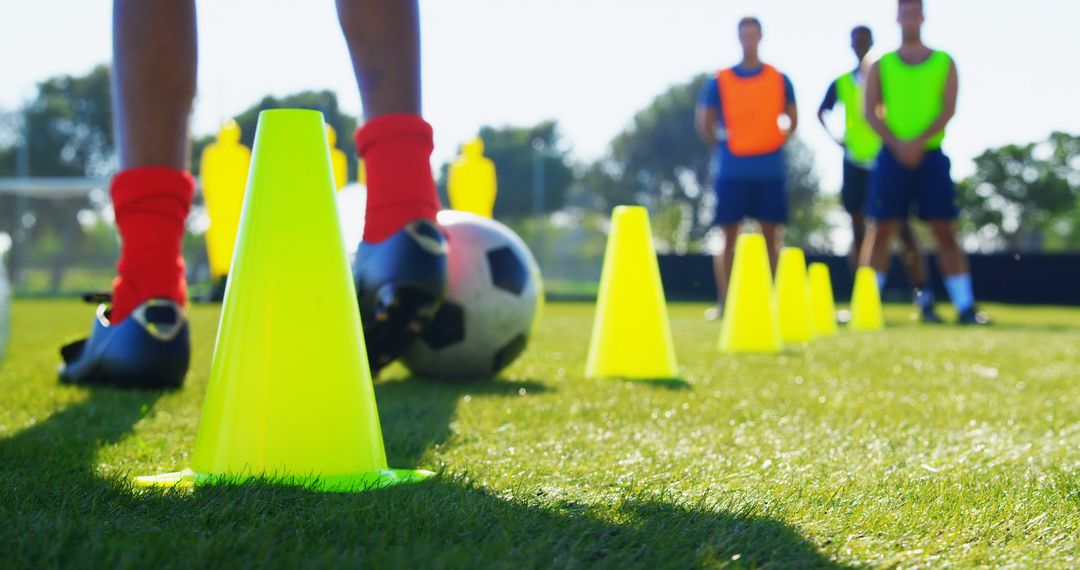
[879,50,952,149]
[836,71,883,163]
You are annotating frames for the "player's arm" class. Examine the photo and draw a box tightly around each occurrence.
[817,81,843,146]
[863,60,901,150]
[696,105,718,148]
[912,59,959,147]
[782,75,798,138]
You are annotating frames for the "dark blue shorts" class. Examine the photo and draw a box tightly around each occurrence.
[841,159,872,215]
[712,178,788,226]
[868,148,958,221]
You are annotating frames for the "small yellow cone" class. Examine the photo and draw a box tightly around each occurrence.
[808,263,838,336]
[447,137,497,218]
[850,266,885,331]
[137,109,429,491]
[585,206,678,380]
[775,247,815,344]
[720,233,781,353]
[200,120,251,281]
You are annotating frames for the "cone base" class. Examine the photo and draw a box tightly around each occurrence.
[134,467,433,492]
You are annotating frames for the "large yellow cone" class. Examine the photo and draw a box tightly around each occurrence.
[200,120,251,281]
[808,263,838,336]
[585,206,678,380]
[850,266,885,331]
[720,233,781,353]
[137,109,429,491]
[775,247,814,344]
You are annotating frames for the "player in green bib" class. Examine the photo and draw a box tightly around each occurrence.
[861,0,988,325]
[819,25,941,322]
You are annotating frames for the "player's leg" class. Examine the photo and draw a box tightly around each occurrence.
[917,150,987,325]
[850,213,866,270]
[337,0,448,372]
[760,221,784,274]
[862,148,913,291]
[861,219,899,290]
[898,221,943,322]
[706,178,749,320]
[60,0,197,389]
[708,224,741,321]
[841,160,870,271]
[755,178,787,274]
[719,224,741,296]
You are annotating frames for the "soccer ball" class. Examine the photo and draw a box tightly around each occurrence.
[401,210,542,382]
[0,264,10,367]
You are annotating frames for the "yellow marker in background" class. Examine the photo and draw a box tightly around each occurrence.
[326,124,348,191]
[448,137,497,218]
[200,120,251,282]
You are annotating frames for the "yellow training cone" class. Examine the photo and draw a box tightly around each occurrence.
[200,119,251,282]
[326,124,348,191]
[447,137,497,218]
[137,109,429,491]
[775,247,814,344]
[808,263,838,336]
[720,233,781,353]
[585,206,678,380]
[850,266,884,331]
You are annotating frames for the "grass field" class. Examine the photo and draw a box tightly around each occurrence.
[1,299,1078,568]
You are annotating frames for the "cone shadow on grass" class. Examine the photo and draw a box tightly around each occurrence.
[1,384,848,568]
[1,388,848,568]
[374,376,552,466]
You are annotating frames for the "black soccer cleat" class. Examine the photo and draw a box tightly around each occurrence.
[353,220,448,374]
[59,297,190,389]
[957,306,991,326]
[919,303,945,324]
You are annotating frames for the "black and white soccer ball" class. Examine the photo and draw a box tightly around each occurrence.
[401,210,542,382]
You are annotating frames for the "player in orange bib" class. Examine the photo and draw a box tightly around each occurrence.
[696,17,798,320]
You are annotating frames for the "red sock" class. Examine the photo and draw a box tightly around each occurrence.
[110,167,194,323]
[354,114,440,243]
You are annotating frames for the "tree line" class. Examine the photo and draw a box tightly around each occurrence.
[1,65,1077,290]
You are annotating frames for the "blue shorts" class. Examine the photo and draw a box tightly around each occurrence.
[868,148,958,221]
[712,178,788,226]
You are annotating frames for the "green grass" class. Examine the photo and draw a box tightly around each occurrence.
[1,300,1078,568]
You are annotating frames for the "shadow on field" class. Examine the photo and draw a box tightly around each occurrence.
[374,377,550,466]
[0,387,847,568]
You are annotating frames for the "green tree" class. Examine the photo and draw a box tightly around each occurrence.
[191,90,359,180]
[437,121,573,219]
[957,132,1079,252]
[0,66,112,291]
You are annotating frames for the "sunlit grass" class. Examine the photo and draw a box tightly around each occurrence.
[1,299,1077,567]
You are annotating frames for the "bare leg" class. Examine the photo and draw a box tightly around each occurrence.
[714,224,741,304]
[337,0,421,118]
[113,0,197,169]
[927,220,968,277]
[897,220,927,287]
[849,213,866,272]
[759,221,784,275]
[861,219,899,273]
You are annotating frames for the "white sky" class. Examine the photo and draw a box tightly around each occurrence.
[2,0,1078,194]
